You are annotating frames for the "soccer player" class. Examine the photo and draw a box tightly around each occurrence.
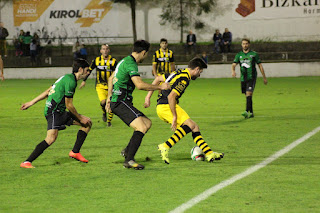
[20,59,92,168]
[231,38,267,118]
[144,57,224,164]
[106,40,170,170]
[80,44,117,127]
[152,38,175,76]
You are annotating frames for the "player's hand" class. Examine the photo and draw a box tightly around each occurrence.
[160,82,170,90]
[232,71,236,78]
[263,78,268,85]
[106,99,112,113]
[79,81,86,89]
[80,115,92,126]
[171,117,177,131]
[144,97,150,108]
[20,102,33,110]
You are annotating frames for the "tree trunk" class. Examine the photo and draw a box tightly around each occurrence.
[179,0,183,43]
[143,8,149,41]
[130,0,137,42]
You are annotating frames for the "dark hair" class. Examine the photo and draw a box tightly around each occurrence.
[72,58,89,73]
[160,38,168,43]
[242,38,250,43]
[133,40,150,53]
[188,57,208,69]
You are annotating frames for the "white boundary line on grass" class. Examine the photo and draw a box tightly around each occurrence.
[170,126,320,213]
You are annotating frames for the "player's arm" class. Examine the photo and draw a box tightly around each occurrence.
[231,62,237,77]
[152,53,158,76]
[131,76,170,91]
[0,56,4,81]
[20,86,52,110]
[168,91,178,131]
[65,97,91,126]
[258,63,268,85]
[144,75,165,108]
[170,52,175,72]
[106,72,114,113]
[152,64,157,77]
[170,62,176,72]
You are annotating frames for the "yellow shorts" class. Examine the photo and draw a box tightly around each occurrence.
[156,104,190,127]
[96,84,108,102]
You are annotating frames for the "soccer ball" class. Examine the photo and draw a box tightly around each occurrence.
[191,146,205,161]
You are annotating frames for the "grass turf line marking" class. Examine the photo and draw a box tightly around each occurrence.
[170,126,320,213]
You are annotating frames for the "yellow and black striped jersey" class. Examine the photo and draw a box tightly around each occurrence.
[153,48,175,75]
[85,55,117,85]
[157,68,191,105]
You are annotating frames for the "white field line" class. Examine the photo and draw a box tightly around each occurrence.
[170,126,320,213]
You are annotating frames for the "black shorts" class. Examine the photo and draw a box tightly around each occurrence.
[46,111,75,130]
[110,101,145,126]
[241,78,256,94]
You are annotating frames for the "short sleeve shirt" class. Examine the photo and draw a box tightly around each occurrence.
[111,55,140,102]
[44,73,77,116]
[152,49,175,75]
[234,50,261,81]
[157,68,191,105]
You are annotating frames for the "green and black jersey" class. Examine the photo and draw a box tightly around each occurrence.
[85,55,117,86]
[157,68,191,105]
[111,55,140,103]
[233,50,261,81]
[153,48,175,75]
[44,73,77,116]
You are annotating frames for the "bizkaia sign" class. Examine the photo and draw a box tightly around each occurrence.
[234,0,320,19]
[14,0,112,27]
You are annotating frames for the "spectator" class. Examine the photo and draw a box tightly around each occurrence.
[222,28,232,53]
[213,29,222,53]
[79,44,88,60]
[44,40,52,57]
[185,30,197,55]
[30,39,38,66]
[201,51,208,64]
[22,31,32,56]
[13,36,23,57]
[72,41,81,59]
[18,30,25,55]
[0,22,9,57]
[33,33,41,55]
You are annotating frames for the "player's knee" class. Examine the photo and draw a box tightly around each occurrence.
[45,135,57,145]
[184,119,198,131]
[100,100,106,107]
[140,124,150,134]
[145,118,152,130]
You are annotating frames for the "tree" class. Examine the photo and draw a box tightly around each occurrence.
[113,0,137,42]
[160,0,217,43]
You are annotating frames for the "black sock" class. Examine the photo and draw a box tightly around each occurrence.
[125,131,145,162]
[72,130,87,153]
[26,140,50,162]
[246,96,253,113]
[100,102,106,115]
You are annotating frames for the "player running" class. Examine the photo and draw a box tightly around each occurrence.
[106,40,170,170]
[80,44,117,126]
[20,59,92,168]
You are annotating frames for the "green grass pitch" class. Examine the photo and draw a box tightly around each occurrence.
[0,77,319,212]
